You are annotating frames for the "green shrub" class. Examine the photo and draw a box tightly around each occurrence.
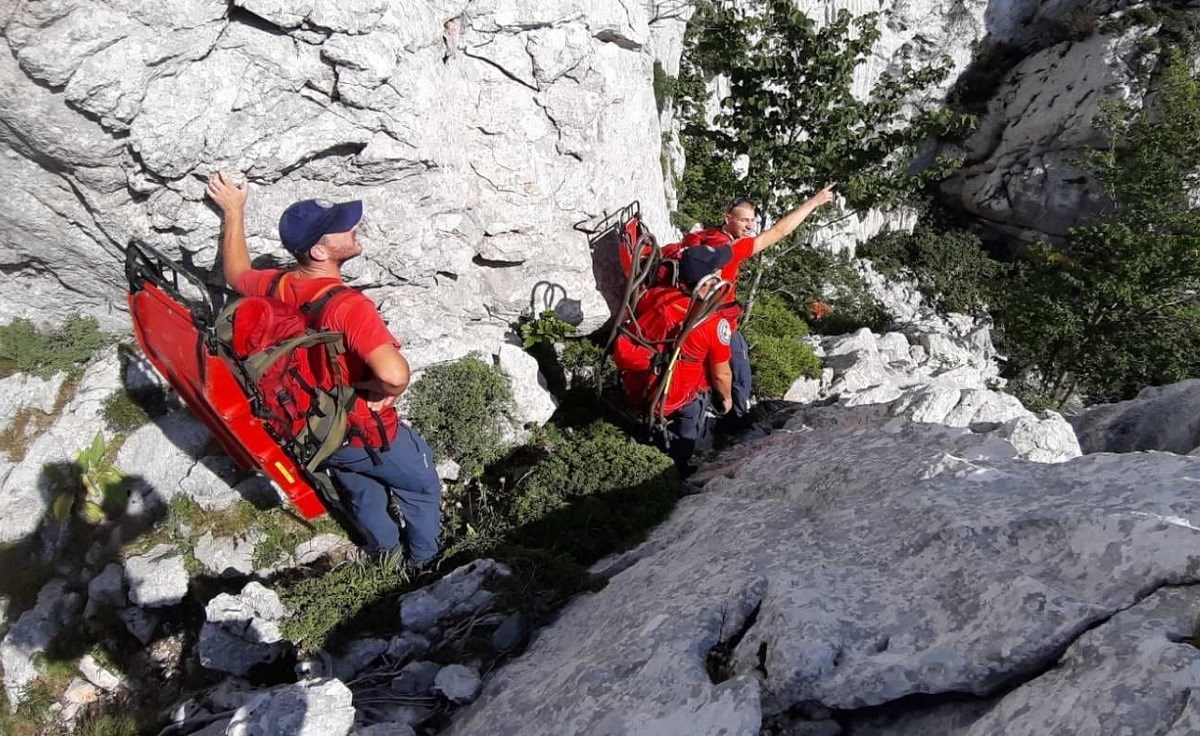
[741,294,822,397]
[858,225,1002,314]
[498,423,680,560]
[748,249,890,335]
[0,315,107,379]
[406,356,516,479]
[747,335,823,398]
[278,558,410,651]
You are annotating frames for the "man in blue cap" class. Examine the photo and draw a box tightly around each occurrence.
[206,171,442,565]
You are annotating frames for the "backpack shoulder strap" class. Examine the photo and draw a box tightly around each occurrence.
[268,271,289,299]
[300,284,354,325]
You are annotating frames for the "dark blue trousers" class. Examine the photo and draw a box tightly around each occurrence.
[730,329,751,416]
[323,423,442,563]
[657,393,713,474]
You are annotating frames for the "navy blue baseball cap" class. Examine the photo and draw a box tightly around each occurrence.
[278,198,363,254]
[679,245,733,286]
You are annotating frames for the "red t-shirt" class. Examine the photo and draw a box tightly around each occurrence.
[676,228,754,303]
[622,286,734,415]
[236,269,401,444]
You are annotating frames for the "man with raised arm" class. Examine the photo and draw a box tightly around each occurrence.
[205,172,442,565]
[671,186,837,420]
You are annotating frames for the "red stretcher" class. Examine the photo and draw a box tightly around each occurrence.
[125,241,348,525]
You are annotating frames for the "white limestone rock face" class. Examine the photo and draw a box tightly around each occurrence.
[0,0,685,405]
[0,349,124,544]
[114,409,215,509]
[446,404,1200,734]
[1068,379,1200,455]
[943,28,1151,242]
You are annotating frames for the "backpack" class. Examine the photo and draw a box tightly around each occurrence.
[214,275,358,471]
[611,288,699,410]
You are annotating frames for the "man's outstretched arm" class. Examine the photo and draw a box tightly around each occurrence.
[752,184,837,255]
[205,171,252,289]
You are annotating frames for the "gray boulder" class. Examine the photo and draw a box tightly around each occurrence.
[0,579,81,709]
[124,543,189,608]
[398,559,511,632]
[118,606,160,645]
[84,561,127,617]
[332,637,389,681]
[391,660,441,696]
[224,678,355,736]
[294,533,354,566]
[447,404,1200,735]
[1068,379,1200,455]
[198,582,288,676]
[77,654,123,691]
[193,532,261,578]
[434,664,482,704]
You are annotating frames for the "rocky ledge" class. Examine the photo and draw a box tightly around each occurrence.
[447,401,1200,735]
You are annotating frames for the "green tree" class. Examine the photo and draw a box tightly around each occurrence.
[673,0,973,317]
[998,52,1200,406]
[859,225,1002,315]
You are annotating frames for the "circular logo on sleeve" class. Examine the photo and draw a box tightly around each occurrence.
[717,318,732,346]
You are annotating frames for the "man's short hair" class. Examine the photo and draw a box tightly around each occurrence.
[726,196,757,214]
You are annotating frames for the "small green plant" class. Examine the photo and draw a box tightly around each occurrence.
[50,433,125,525]
[742,294,823,398]
[0,315,107,379]
[518,310,576,348]
[859,225,1002,314]
[406,356,517,479]
[278,558,410,651]
[559,338,611,390]
[101,392,151,434]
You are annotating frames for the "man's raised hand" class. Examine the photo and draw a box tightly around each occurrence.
[206,171,249,214]
[809,183,837,209]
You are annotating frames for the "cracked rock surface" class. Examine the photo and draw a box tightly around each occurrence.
[0,0,681,370]
[447,403,1200,735]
